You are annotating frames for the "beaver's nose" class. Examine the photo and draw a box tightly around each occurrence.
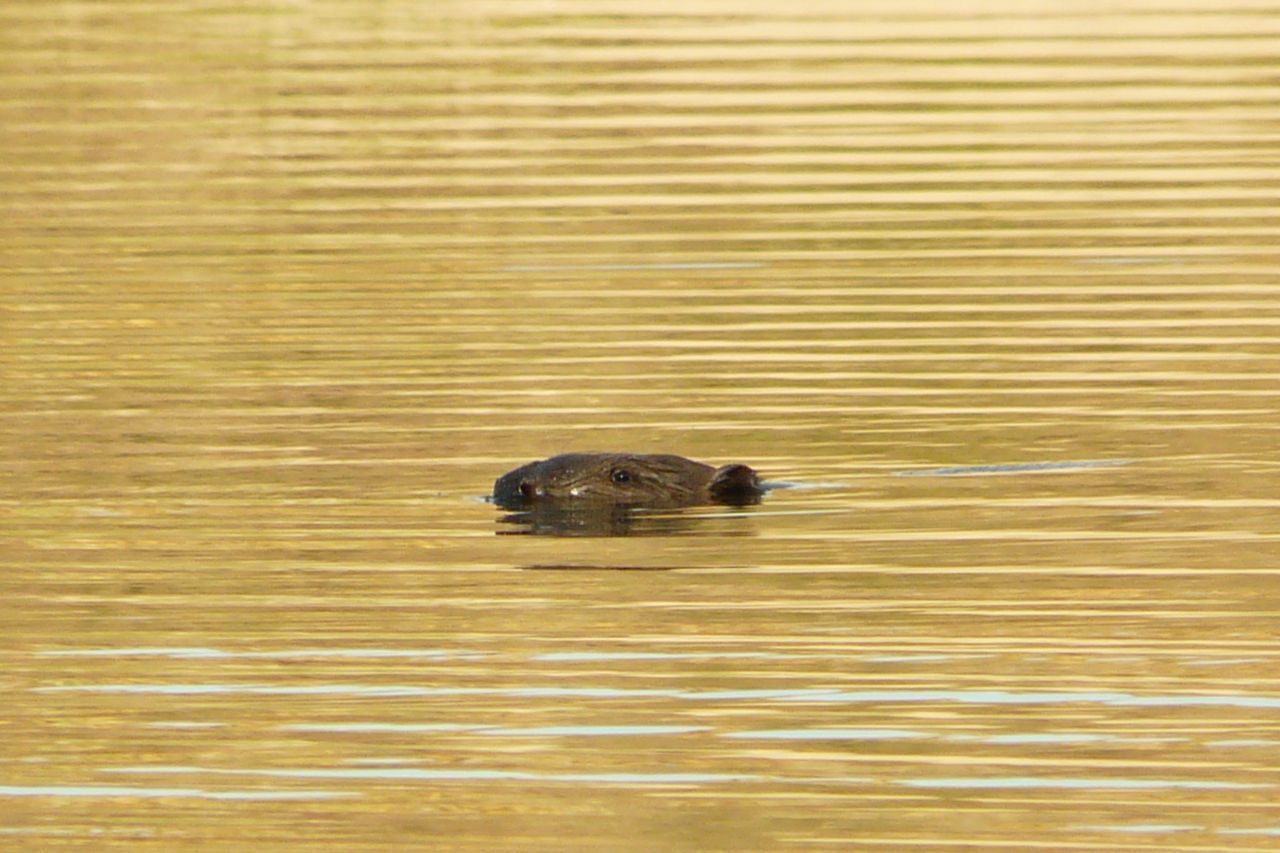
[519,481,542,500]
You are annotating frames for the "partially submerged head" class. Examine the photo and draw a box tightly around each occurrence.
[492,452,763,510]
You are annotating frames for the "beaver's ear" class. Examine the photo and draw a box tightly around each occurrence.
[708,463,762,503]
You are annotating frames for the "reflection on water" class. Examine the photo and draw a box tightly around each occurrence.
[0,786,354,801]
[4,0,1280,848]
[497,504,650,536]
[496,503,765,536]
[903,778,1266,791]
[109,766,760,786]
[36,680,1280,710]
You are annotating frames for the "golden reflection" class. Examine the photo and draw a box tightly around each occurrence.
[4,0,1280,849]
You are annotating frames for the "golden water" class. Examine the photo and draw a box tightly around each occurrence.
[3,1,1280,849]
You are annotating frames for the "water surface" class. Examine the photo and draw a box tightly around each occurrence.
[3,1,1280,849]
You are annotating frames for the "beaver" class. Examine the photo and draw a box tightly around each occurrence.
[492,453,764,510]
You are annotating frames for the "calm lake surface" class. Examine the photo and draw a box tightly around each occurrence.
[4,0,1280,849]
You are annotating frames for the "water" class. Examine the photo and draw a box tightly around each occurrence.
[3,1,1280,849]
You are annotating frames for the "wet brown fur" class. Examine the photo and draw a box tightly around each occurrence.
[493,453,762,509]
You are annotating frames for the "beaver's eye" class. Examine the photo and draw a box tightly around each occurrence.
[610,468,633,485]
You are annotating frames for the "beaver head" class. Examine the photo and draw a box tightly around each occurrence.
[492,453,763,510]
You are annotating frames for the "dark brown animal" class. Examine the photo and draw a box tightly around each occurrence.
[493,453,763,510]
